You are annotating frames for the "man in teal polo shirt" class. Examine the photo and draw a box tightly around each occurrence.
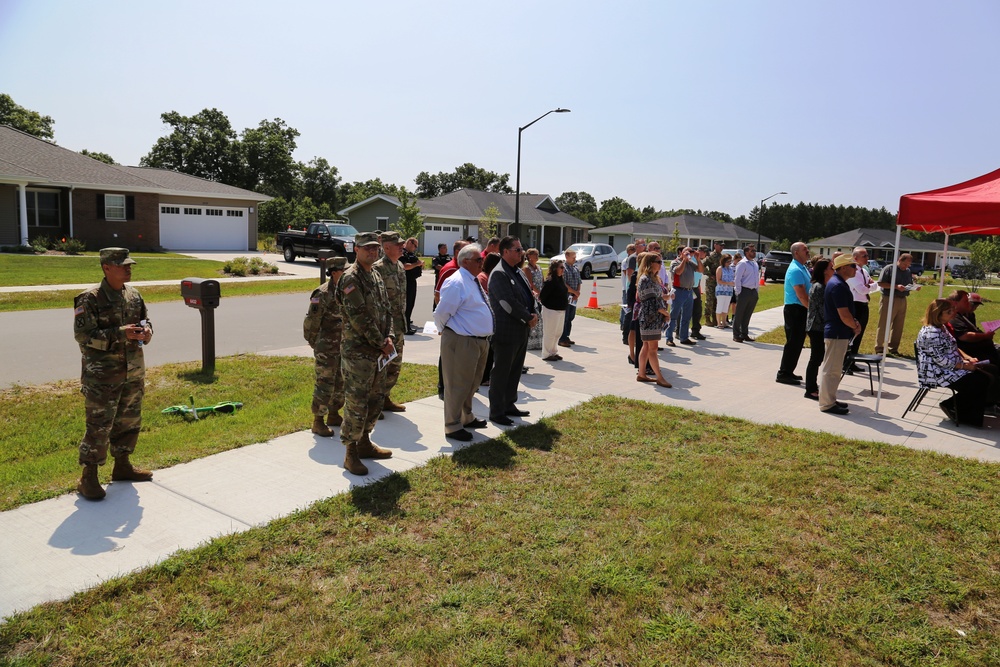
[776,242,811,385]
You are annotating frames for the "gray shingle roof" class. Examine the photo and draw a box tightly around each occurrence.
[809,227,965,253]
[594,215,768,243]
[0,125,268,201]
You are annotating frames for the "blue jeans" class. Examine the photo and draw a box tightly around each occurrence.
[665,288,693,341]
[560,303,577,342]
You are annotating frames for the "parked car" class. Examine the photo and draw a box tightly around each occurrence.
[550,243,619,279]
[909,262,925,276]
[951,263,985,280]
[866,259,884,274]
[761,250,794,281]
[277,220,358,263]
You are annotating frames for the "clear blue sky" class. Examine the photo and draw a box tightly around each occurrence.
[3,0,998,219]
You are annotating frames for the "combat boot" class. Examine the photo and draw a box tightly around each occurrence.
[326,411,342,427]
[312,415,333,437]
[357,432,393,459]
[111,455,154,482]
[77,464,106,500]
[382,396,406,412]
[343,444,369,475]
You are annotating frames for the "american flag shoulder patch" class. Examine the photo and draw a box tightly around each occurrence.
[74,306,85,316]
[310,297,320,304]
[343,284,356,295]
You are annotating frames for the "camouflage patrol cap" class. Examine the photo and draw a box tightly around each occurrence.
[99,247,136,266]
[379,231,403,244]
[328,256,348,272]
[355,231,381,247]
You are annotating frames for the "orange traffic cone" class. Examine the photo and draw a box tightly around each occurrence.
[759,270,766,286]
[585,279,599,309]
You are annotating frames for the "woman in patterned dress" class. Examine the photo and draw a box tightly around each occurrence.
[635,252,671,388]
[522,248,544,350]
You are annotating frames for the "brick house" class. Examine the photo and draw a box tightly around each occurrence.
[0,125,269,251]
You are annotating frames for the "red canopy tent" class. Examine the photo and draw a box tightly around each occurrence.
[875,167,1000,412]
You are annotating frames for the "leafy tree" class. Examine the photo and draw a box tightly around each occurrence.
[555,191,597,222]
[0,93,54,140]
[478,203,501,240]
[258,196,337,235]
[964,237,1000,289]
[236,118,300,198]
[79,149,116,165]
[593,197,640,228]
[393,187,426,239]
[297,157,341,210]
[140,108,239,183]
[338,179,405,209]
[670,223,681,253]
[415,163,513,198]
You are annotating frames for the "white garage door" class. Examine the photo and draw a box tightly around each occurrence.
[423,224,462,256]
[159,205,249,250]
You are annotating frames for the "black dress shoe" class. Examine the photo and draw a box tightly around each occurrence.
[490,415,514,426]
[506,407,530,417]
[743,336,756,342]
[692,333,707,340]
[446,429,473,441]
[464,418,487,429]
[791,373,803,381]
[680,339,696,346]
[804,391,819,400]
[733,336,744,343]
[775,376,801,386]
[822,405,850,415]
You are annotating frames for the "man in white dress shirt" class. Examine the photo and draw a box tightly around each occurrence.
[732,244,761,342]
[845,246,880,371]
[434,244,494,441]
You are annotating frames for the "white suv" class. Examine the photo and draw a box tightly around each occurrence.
[550,243,619,279]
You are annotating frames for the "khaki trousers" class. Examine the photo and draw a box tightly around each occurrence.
[874,294,907,354]
[441,328,489,433]
[819,338,850,411]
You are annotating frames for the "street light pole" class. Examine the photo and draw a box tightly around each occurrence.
[512,108,570,239]
[757,191,787,252]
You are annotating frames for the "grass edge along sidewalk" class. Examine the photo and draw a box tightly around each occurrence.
[3,396,999,665]
[0,355,438,512]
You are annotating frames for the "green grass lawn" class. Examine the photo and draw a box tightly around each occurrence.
[0,278,324,313]
[0,253,232,287]
[2,396,998,665]
[0,356,437,511]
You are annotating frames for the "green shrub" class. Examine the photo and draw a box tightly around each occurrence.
[59,238,86,255]
[31,236,52,253]
[222,256,277,277]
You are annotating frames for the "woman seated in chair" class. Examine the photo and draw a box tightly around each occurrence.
[916,298,1000,426]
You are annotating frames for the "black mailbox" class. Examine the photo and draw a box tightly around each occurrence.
[181,278,220,309]
[180,277,220,375]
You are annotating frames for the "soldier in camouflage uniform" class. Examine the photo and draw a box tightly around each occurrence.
[373,231,408,412]
[303,256,348,437]
[337,232,395,475]
[704,240,724,327]
[73,248,154,500]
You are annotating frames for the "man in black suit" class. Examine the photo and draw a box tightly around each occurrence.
[488,236,538,425]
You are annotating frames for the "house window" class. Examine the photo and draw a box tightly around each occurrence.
[376,217,389,231]
[227,210,244,217]
[206,208,223,216]
[105,194,126,221]
[184,207,202,215]
[17,190,62,227]
[161,206,180,215]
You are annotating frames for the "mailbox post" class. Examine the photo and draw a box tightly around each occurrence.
[180,278,221,375]
[317,249,335,284]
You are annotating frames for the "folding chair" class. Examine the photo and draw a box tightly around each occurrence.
[841,335,882,395]
[901,342,959,426]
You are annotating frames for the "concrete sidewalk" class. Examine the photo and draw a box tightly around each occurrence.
[2,307,998,620]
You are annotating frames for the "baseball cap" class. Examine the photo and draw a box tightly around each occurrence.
[969,293,985,305]
[379,231,403,244]
[327,257,348,272]
[99,247,136,266]
[355,231,381,247]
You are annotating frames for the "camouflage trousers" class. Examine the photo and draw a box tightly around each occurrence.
[78,378,144,466]
[384,337,404,395]
[312,350,345,417]
[340,355,387,448]
[704,279,718,326]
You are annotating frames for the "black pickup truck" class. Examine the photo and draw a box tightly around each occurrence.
[276,221,358,262]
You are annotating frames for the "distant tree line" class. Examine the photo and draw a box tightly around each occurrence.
[3,92,945,246]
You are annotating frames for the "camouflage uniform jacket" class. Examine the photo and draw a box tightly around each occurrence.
[73,279,151,385]
[337,263,394,359]
[303,280,343,354]
[704,251,722,282]
[373,255,408,339]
